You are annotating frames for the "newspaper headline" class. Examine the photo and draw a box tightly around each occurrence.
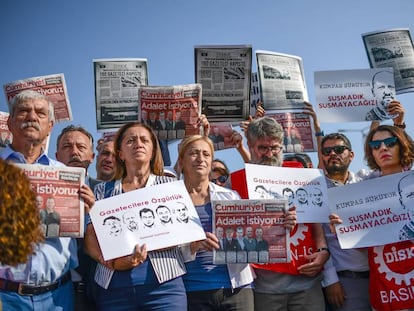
[138,84,202,140]
[195,45,252,122]
[3,73,72,123]
[256,50,308,110]
[212,199,290,264]
[362,28,414,94]
[94,58,148,130]
[15,164,85,238]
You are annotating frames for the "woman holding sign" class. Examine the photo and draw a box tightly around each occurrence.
[178,134,255,310]
[84,122,190,310]
[330,125,414,311]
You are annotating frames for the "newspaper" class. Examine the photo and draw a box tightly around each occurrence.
[209,123,236,151]
[212,199,289,264]
[3,73,72,123]
[195,45,252,122]
[245,163,330,223]
[362,28,414,94]
[315,68,397,123]
[138,84,202,140]
[94,58,148,130]
[15,164,85,238]
[0,111,12,151]
[265,111,317,152]
[256,50,308,110]
[90,180,206,260]
[250,72,260,117]
[328,171,414,249]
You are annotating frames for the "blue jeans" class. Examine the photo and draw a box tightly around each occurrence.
[0,280,73,311]
[187,288,254,311]
[95,277,186,311]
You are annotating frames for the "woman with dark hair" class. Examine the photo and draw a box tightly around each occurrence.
[331,125,414,311]
[84,122,191,310]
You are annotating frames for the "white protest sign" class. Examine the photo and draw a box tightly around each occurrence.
[328,171,414,249]
[315,68,396,122]
[245,163,330,223]
[90,180,206,260]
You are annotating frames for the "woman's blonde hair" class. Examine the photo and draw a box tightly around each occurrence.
[113,122,164,179]
[178,135,214,176]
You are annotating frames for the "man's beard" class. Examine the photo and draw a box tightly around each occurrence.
[325,161,348,175]
[252,154,283,167]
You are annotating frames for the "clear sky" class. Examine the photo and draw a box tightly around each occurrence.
[1,0,413,175]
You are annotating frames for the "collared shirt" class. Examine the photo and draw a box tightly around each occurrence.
[322,171,369,287]
[0,145,78,284]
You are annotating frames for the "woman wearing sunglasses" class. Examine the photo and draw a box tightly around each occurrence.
[210,166,230,188]
[331,124,414,311]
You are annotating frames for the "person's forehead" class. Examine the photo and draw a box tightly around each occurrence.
[322,138,347,147]
[17,98,49,107]
[372,131,393,140]
[61,131,91,144]
[100,141,114,152]
[188,140,211,151]
[254,136,281,145]
[124,126,151,137]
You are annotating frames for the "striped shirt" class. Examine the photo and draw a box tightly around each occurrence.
[93,174,187,288]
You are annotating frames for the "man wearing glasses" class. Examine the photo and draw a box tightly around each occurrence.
[319,132,370,311]
[232,116,329,311]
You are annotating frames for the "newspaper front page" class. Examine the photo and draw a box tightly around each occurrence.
[362,28,414,94]
[256,50,308,110]
[15,164,85,238]
[250,72,260,117]
[3,73,72,123]
[0,111,12,151]
[94,58,148,130]
[208,123,236,151]
[195,45,252,122]
[212,199,289,264]
[266,111,317,152]
[138,84,202,140]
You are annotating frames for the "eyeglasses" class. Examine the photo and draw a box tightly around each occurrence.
[257,145,283,154]
[321,145,350,156]
[369,136,398,150]
[211,175,228,184]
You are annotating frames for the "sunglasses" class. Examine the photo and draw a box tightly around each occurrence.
[321,145,350,156]
[211,175,228,184]
[369,136,398,150]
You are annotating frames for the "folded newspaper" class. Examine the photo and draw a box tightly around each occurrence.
[212,199,290,264]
